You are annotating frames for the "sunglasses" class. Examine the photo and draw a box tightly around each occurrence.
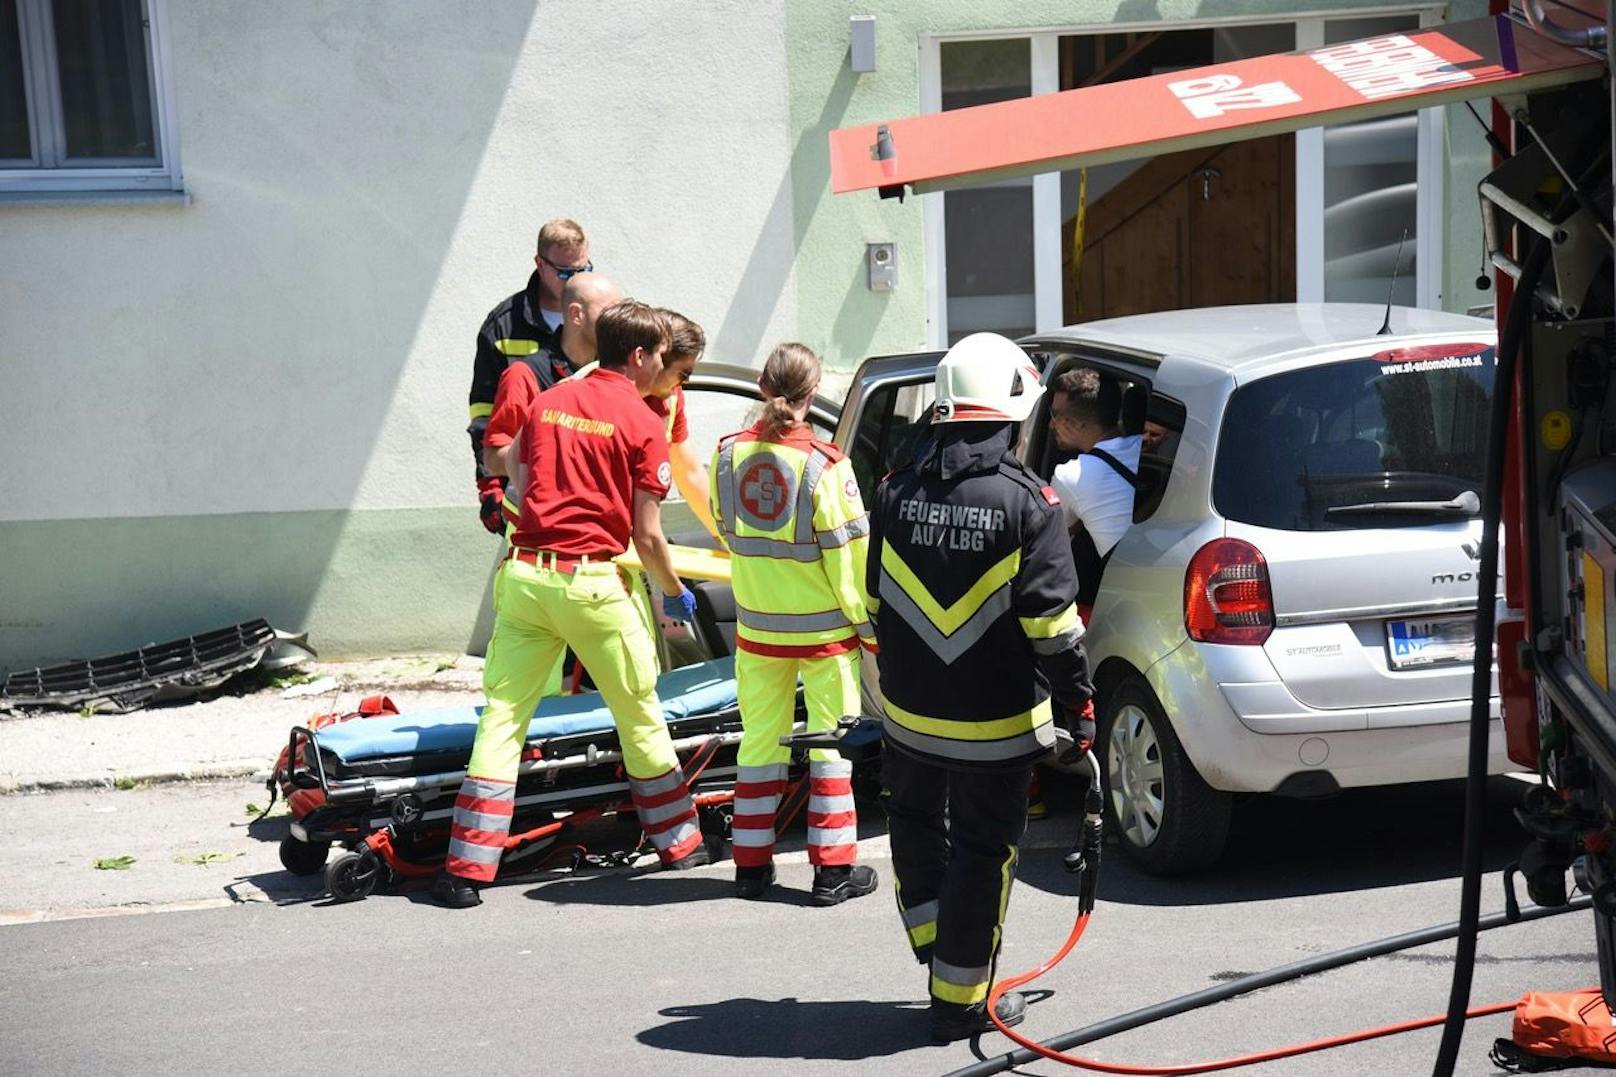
[540,254,594,281]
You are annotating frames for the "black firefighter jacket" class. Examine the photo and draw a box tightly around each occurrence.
[868,422,1095,770]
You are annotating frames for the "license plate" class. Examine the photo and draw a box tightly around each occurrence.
[1386,615,1476,670]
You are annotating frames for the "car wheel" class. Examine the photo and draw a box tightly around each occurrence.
[1098,675,1231,875]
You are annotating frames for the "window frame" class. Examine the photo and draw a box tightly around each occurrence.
[0,0,184,196]
[918,3,1449,344]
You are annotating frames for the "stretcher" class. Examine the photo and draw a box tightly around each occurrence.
[274,656,810,901]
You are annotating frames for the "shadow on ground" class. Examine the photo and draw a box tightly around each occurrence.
[1019,775,1529,906]
[637,997,930,1059]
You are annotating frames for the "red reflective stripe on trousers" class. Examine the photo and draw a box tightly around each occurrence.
[454,793,515,817]
[809,776,851,796]
[635,784,695,812]
[641,808,697,836]
[446,854,497,882]
[807,809,857,830]
[450,824,511,848]
[661,828,704,863]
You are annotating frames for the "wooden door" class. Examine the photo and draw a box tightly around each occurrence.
[1064,134,1295,322]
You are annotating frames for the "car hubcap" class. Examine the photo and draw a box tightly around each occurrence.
[1107,704,1165,848]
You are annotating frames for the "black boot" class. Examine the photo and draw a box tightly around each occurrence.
[734,864,776,900]
[810,863,878,906]
[431,869,481,909]
[929,991,1026,1043]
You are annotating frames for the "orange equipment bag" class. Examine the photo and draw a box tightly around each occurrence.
[1492,989,1616,1072]
[270,694,399,817]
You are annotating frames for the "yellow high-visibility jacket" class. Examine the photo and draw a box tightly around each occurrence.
[709,422,876,658]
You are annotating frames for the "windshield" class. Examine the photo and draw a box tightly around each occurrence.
[1213,343,1495,531]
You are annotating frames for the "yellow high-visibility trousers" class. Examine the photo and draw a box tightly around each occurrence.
[446,557,699,880]
[732,647,862,867]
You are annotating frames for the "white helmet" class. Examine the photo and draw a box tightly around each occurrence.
[932,333,1044,424]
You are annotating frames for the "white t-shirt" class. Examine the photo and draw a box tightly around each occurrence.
[1051,434,1142,556]
[541,307,564,333]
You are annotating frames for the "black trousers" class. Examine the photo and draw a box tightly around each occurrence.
[881,742,1031,1008]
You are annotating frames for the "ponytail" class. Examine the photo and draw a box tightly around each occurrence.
[758,342,822,440]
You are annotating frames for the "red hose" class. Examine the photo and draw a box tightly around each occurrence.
[987,913,1518,1074]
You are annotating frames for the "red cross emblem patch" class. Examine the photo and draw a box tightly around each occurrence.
[736,454,795,530]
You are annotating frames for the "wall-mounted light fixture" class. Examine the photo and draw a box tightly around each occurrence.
[850,16,876,73]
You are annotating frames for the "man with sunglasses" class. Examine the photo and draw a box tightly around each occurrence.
[467,218,596,533]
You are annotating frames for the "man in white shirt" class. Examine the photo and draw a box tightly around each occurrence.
[1048,368,1142,611]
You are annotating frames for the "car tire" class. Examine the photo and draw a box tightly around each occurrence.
[1097,675,1231,875]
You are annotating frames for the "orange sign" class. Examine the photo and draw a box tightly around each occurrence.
[830,16,1601,196]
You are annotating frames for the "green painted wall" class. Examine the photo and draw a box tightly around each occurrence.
[0,502,704,672]
[782,0,1493,371]
[0,501,703,672]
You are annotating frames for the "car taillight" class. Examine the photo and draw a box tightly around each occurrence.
[1185,538,1274,645]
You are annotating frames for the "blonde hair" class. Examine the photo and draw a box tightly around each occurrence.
[536,218,586,256]
[758,342,821,440]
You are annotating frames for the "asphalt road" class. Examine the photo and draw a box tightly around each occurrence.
[0,774,1606,1076]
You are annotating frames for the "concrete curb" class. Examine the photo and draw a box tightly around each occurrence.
[0,759,273,796]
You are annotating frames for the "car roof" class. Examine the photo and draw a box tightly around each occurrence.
[1033,303,1495,373]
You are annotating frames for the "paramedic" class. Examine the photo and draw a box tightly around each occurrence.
[434,301,707,908]
[867,333,1096,1041]
[1048,368,1142,612]
[709,343,879,906]
[540,309,718,540]
[482,273,623,529]
[469,218,594,533]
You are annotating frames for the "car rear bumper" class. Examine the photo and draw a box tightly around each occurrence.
[1149,645,1512,793]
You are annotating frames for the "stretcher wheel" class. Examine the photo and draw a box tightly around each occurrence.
[324,849,380,903]
[279,836,331,876]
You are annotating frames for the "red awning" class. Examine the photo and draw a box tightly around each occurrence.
[829,15,1603,196]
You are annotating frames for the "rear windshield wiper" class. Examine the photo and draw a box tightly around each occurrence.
[1323,490,1480,518]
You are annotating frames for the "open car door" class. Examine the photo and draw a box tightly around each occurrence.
[830,12,1602,197]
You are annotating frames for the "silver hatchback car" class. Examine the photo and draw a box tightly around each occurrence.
[1044,304,1506,874]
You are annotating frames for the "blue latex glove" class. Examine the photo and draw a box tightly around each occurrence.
[662,587,698,624]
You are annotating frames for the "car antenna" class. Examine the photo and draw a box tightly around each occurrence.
[1377,229,1410,336]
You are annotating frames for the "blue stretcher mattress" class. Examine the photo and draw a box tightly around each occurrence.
[314,656,739,765]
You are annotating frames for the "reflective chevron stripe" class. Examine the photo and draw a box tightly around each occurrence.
[877,544,1020,665]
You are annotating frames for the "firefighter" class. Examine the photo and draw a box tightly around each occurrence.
[468,218,594,534]
[867,333,1096,1041]
[433,300,707,908]
[709,343,879,905]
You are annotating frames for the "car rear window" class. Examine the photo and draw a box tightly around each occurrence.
[1212,343,1495,531]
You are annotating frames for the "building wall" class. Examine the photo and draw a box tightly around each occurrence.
[0,0,1495,670]
[0,0,799,669]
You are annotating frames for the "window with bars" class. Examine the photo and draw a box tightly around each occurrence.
[1,0,180,193]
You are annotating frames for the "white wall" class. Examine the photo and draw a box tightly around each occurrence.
[0,0,799,523]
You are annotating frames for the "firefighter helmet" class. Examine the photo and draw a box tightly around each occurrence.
[932,333,1044,424]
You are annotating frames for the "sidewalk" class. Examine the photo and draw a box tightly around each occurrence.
[0,656,488,795]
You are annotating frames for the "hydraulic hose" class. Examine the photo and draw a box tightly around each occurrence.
[949,897,1591,1077]
[1430,236,1553,1077]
